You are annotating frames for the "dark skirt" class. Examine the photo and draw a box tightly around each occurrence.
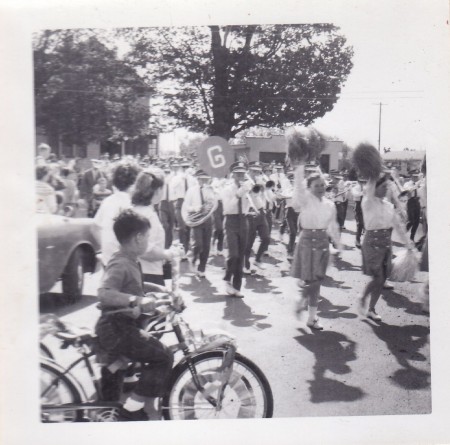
[361,229,392,277]
[291,229,329,281]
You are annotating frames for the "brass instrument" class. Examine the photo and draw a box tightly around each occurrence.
[181,185,218,228]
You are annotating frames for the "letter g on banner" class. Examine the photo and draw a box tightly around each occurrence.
[197,136,234,178]
[207,145,226,168]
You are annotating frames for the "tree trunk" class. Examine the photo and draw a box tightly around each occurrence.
[209,26,234,140]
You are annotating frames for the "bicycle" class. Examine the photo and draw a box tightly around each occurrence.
[40,296,274,422]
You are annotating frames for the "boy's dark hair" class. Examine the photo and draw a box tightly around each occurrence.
[132,171,165,206]
[36,165,49,180]
[112,163,140,191]
[113,209,151,245]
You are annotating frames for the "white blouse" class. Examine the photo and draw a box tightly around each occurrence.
[291,165,340,243]
[362,180,409,244]
[133,205,165,275]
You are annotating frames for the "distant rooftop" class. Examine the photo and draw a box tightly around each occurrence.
[382,150,426,161]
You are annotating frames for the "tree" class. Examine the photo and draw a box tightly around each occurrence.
[123,24,353,139]
[34,29,152,148]
[178,133,208,158]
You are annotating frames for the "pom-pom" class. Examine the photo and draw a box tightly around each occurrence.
[351,143,383,180]
[286,127,326,164]
[390,249,419,282]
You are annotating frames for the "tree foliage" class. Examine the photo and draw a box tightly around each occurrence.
[122,24,353,139]
[34,29,152,147]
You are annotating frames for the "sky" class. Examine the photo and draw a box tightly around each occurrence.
[156,2,449,153]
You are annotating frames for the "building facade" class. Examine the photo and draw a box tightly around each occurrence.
[382,150,426,174]
[231,135,343,173]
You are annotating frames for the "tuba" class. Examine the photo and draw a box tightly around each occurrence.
[182,185,218,228]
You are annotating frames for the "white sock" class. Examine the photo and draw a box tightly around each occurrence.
[307,305,318,324]
[123,397,145,412]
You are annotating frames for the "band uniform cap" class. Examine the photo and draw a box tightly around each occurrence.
[230,161,247,173]
[248,161,263,171]
[275,163,284,169]
[180,158,191,167]
[195,169,211,179]
[162,164,171,172]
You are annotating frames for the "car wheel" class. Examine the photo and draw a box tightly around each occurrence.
[62,248,84,304]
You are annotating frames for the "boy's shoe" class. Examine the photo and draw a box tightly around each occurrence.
[355,240,361,249]
[383,281,394,290]
[307,318,324,330]
[232,290,245,298]
[118,407,149,422]
[367,308,382,322]
[196,271,206,278]
[287,252,294,260]
[243,267,252,275]
[225,282,244,298]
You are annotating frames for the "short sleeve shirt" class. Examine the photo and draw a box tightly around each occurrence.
[100,251,144,299]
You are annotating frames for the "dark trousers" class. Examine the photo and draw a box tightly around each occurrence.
[192,219,213,272]
[175,198,190,253]
[354,201,364,243]
[266,208,273,235]
[213,201,224,251]
[96,314,174,399]
[224,215,248,290]
[244,210,270,267]
[335,201,348,229]
[159,200,176,248]
[286,207,299,254]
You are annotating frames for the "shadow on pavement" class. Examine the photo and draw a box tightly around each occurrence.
[180,276,224,303]
[295,329,365,403]
[39,293,98,316]
[244,274,282,295]
[382,290,426,316]
[223,297,271,330]
[318,296,358,320]
[362,320,430,390]
[333,256,362,273]
[321,275,353,290]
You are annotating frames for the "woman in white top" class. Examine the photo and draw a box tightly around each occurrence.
[132,169,180,286]
[94,163,140,266]
[290,160,342,330]
[360,174,412,321]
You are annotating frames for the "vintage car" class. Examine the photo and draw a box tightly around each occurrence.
[37,213,100,302]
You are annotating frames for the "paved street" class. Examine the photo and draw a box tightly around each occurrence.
[39,214,430,418]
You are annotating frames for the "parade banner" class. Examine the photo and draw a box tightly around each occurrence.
[197,136,234,178]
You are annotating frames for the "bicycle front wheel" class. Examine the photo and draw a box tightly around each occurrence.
[40,361,83,422]
[162,351,273,420]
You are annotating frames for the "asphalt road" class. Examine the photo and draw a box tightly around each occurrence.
[39,213,430,418]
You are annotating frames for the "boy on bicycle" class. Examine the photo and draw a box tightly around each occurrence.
[95,209,174,421]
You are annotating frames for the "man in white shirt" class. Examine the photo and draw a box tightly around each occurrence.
[222,162,253,297]
[172,159,197,258]
[182,170,216,278]
[158,165,177,249]
[243,161,270,273]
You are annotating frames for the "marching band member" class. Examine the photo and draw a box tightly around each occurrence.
[264,179,277,237]
[290,160,342,330]
[279,172,299,260]
[211,177,226,256]
[172,159,197,258]
[222,162,253,298]
[243,161,271,273]
[333,174,350,231]
[351,177,367,248]
[270,163,290,222]
[181,170,217,278]
[159,165,177,249]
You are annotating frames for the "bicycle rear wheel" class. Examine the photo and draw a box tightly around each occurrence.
[162,351,273,420]
[40,361,83,422]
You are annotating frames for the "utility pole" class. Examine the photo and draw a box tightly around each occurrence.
[374,102,387,152]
